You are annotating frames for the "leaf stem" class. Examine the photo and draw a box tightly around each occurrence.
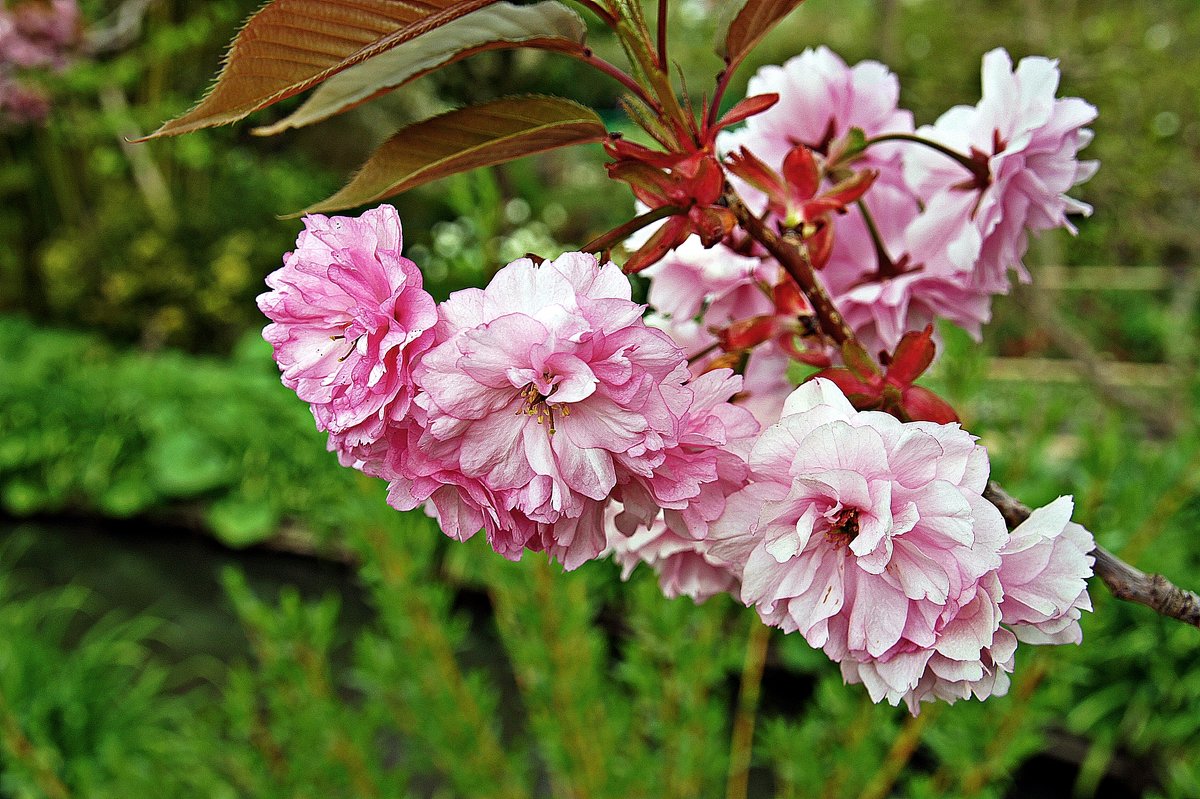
[855,199,895,277]
[569,0,618,27]
[542,41,663,112]
[581,203,682,255]
[706,60,735,131]
[687,340,721,365]
[656,0,669,70]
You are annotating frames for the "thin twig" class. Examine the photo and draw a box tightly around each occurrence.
[707,61,735,131]
[983,482,1200,628]
[860,132,985,183]
[98,84,178,231]
[725,187,856,346]
[84,0,157,55]
[725,618,770,799]
[855,707,936,799]
[960,656,1048,796]
[536,41,662,112]
[818,697,875,799]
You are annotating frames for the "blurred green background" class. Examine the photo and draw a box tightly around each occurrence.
[1,0,1198,797]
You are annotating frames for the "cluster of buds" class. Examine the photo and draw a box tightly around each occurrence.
[725,142,876,269]
[604,94,783,272]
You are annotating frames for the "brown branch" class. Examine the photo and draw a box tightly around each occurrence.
[983,482,1200,628]
[724,187,856,346]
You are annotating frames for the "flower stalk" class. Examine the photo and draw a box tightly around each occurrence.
[724,186,856,346]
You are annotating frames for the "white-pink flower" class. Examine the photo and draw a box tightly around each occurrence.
[258,205,437,455]
[709,378,1012,707]
[642,235,778,323]
[821,182,994,354]
[0,0,79,70]
[709,378,1097,711]
[904,48,1098,292]
[840,570,1018,713]
[646,314,792,427]
[0,76,49,124]
[391,252,692,569]
[719,45,914,203]
[998,495,1095,644]
[638,234,796,426]
[607,370,757,602]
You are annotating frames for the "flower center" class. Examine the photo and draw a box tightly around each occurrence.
[515,373,571,435]
[826,506,860,543]
[329,332,362,362]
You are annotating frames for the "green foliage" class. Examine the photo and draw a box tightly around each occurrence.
[0,315,382,547]
[0,539,231,798]
[2,307,1200,795]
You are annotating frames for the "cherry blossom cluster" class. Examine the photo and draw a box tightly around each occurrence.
[648,46,1097,418]
[0,0,80,126]
[706,379,1092,712]
[258,45,1100,711]
[262,207,758,570]
[259,209,1093,713]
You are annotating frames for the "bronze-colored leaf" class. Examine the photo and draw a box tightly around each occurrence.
[302,96,607,214]
[716,0,806,64]
[253,2,587,136]
[142,0,500,139]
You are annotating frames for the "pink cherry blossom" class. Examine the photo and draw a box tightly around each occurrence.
[0,0,80,127]
[607,370,757,602]
[718,45,914,205]
[646,314,792,426]
[390,252,693,569]
[709,378,1011,707]
[642,235,778,324]
[840,572,1017,713]
[709,47,998,354]
[614,368,760,539]
[821,182,993,354]
[0,76,49,124]
[258,205,438,455]
[997,495,1095,644]
[636,233,799,426]
[904,48,1098,292]
[0,0,79,70]
[608,517,738,603]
